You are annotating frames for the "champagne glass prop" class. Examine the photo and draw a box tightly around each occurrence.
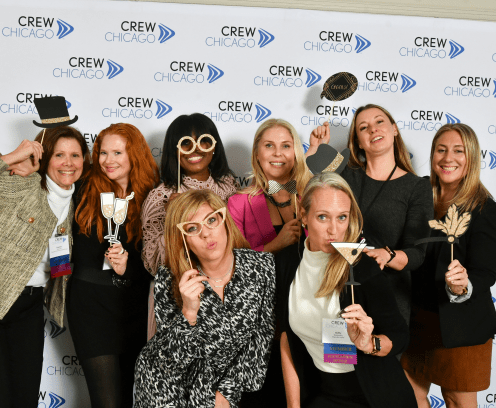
[331,240,367,304]
[110,192,135,245]
[415,204,471,262]
[101,192,116,241]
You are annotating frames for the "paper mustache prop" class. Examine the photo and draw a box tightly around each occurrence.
[415,204,471,262]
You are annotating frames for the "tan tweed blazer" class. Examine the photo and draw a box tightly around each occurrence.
[0,158,73,326]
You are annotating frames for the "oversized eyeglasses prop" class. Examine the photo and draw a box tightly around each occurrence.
[331,239,367,304]
[176,207,227,269]
[415,204,471,262]
[176,134,217,193]
[100,192,135,244]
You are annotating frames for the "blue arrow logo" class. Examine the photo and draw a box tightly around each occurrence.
[158,24,175,43]
[207,64,224,83]
[305,68,322,88]
[489,151,496,170]
[400,74,417,93]
[449,40,465,59]
[49,392,66,408]
[255,103,272,123]
[355,34,371,53]
[56,19,74,39]
[65,100,71,109]
[106,60,124,79]
[302,143,310,154]
[155,100,172,119]
[445,113,460,124]
[429,395,445,408]
[493,80,496,98]
[258,28,275,48]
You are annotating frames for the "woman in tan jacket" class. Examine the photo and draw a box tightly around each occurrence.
[0,97,90,408]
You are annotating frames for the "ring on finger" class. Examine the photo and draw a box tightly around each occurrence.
[119,248,125,255]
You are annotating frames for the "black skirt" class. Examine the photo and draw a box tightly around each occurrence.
[66,275,148,360]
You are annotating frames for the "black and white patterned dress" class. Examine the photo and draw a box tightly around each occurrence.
[134,248,276,408]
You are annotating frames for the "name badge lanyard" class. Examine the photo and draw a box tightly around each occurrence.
[358,164,397,240]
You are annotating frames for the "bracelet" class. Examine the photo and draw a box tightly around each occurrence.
[448,285,468,296]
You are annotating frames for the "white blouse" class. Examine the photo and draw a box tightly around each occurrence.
[289,239,354,373]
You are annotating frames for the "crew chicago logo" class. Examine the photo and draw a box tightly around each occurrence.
[53,57,124,80]
[154,61,224,84]
[1,93,71,115]
[105,20,175,44]
[304,31,371,54]
[204,101,271,124]
[399,36,465,59]
[444,76,496,98]
[396,110,460,132]
[2,16,74,40]
[102,97,172,120]
[254,65,321,88]
[301,105,352,127]
[205,26,274,48]
[38,391,66,408]
[358,71,417,93]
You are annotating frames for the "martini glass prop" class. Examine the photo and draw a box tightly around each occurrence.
[415,204,471,262]
[101,192,116,241]
[176,134,217,193]
[109,192,135,244]
[331,240,367,304]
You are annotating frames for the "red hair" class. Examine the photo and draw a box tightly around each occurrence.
[75,123,160,246]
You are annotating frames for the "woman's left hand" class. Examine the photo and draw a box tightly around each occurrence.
[445,259,469,295]
[362,247,390,270]
[342,304,375,353]
[214,391,230,408]
[106,243,128,276]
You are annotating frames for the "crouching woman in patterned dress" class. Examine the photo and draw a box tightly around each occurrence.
[134,189,276,408]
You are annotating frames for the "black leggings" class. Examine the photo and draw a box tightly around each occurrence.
[79,352,138,408]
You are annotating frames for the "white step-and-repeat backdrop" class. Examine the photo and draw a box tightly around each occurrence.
[1,0,496,406]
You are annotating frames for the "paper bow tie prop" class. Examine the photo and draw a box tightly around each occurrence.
[331,241,367,304]
[267,179,297,195]
[306,144,350,175]
[415,204,471,262]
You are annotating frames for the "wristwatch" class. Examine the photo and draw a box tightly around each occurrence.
[364,335,381,355]
[448,285,468,296]
[384,246,396,263]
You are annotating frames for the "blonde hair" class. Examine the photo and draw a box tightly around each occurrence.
[242,118,312,197]
[164,189,250,307]
[300,172,363,298]
[347,104,415,174]
[430,123,491,213]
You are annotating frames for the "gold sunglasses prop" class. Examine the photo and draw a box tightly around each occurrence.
[176,134,217,192]
[176,207,226,269]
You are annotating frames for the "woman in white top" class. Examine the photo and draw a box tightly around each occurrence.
[277,172,416,408]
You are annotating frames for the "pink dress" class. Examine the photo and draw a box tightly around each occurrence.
[141,175,238,339]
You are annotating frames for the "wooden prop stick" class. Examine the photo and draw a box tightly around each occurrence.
[326,102,336,123]
[177,149,181,193]
[181,233,193,269]
[40,129,46,145]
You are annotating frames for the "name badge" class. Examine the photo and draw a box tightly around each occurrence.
[49,235,71,278]
[322,318,357,365]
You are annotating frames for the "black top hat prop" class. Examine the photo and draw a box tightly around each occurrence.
[33,96,78,129]
[306,144,350,175]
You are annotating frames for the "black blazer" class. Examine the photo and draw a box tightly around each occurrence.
[276,247,417,408]
[414,198,496,348]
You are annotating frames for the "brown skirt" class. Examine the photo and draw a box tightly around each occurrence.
[401,308,492,392]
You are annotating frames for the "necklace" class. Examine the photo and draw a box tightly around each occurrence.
[264,193,292,208]
[197,256,234,288]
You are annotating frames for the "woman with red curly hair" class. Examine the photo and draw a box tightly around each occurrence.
[67,123,160,408]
